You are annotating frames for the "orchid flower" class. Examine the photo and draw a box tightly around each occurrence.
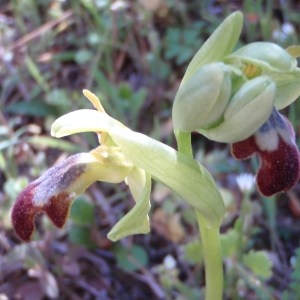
[12,90,224,242]
[172,11,300,196]
[13,12,300,300]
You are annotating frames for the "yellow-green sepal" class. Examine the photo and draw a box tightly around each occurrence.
[108,169,151,241]
[180,11,243,86]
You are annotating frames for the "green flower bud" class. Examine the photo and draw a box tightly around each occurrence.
[198,76,276,143]
[172,63,232,132]
[229,42,297,72]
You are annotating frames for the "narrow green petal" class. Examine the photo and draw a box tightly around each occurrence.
[286,45,300,58]
[108,170,151,241]
[181,11,243,85]
[264,69,300,109]
[109,127,225,229]
[126,167,147,203]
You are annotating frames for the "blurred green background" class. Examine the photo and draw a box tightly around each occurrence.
[1,1,300,299]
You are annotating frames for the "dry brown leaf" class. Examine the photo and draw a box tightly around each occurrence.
[152,210,185,242]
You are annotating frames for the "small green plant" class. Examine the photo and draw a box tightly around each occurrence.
[282,247,300,299]
[10,12,300,300]
[163,22,205,65]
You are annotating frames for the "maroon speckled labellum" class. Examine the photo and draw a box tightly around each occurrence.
[11,147,133,242]
[11,154,88,241]
[232,109,300,196]
[43,192,73,228]
[11,183,41,242]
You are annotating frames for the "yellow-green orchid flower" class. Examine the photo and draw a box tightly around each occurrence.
[12,90,224,242]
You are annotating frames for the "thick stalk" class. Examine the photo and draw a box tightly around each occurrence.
[197,212,223,300]
[175,130,223,300]
[174,130,193,157]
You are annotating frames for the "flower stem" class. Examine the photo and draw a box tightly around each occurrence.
[174,130,193,157]
[197,212,223,300]
[235,191,250,261]
[175,130,223,300]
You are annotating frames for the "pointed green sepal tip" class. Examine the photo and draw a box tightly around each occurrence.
[286,45,300,58]
[271,69,300,110]
[181,11,243,85]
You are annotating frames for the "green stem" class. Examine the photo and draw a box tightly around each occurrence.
[197,212,223,300]
[231,192,250,300]
[261,196,276,251]
[235,192,250,261]
[175,130,223,300]
[174,130,193,157]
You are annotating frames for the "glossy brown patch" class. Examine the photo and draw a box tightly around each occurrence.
[231,135,257,159]
[44,192,73,228]
[231,131,300,196]
[256,137,300,196]
[11,183,41,242]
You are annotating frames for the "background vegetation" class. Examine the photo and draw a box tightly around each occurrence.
[1,0,300,299]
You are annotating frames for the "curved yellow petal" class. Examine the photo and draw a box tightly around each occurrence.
[108,169,151,241]
[51,109,126,138]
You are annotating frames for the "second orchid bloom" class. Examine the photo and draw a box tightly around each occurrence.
[172,12,300,196]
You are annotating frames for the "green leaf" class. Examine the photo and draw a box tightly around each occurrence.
[181,11,243,85]
[70,196,95,226]
[45,88,72,108]
[4,177,29,200]
[75,49,92,65]
[25,55,50,93]
[114,244,149,272]
[0,138,19,151]
[6,100,58,117]
[184,240,203,264]
[282,247,300,298]
[220,229,238,258]
[242,250,272,279]
[69,226,96,249]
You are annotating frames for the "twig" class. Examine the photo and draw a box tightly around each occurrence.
[4,10,73,52]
